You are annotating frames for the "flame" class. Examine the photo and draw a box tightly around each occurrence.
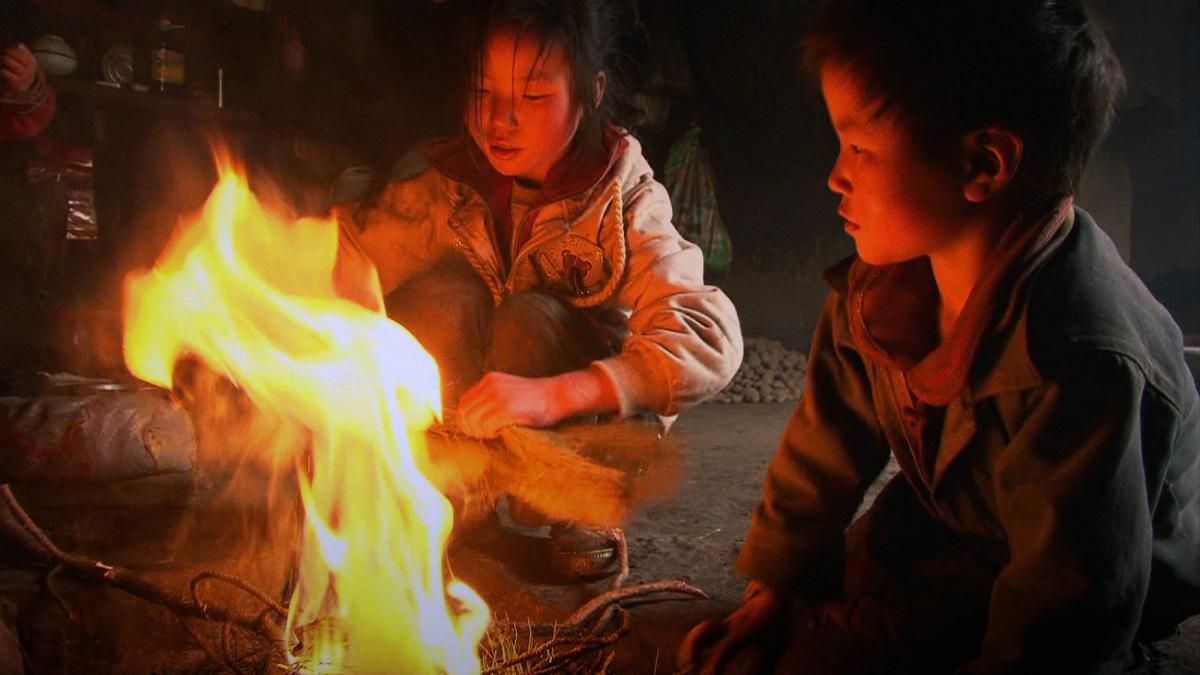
[123,155,489,672]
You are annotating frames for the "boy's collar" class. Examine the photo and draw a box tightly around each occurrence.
[835,198,1075,406]
[423,124,629,208]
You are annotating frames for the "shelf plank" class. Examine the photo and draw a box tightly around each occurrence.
[50,77,256,125]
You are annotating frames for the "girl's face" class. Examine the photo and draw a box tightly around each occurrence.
[468,26,583,185]
[821,62,972,266]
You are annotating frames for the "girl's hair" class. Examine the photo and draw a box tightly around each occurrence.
[454,0,645,148]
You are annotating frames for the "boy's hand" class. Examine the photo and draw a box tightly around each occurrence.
[2,44,39,94]
[678,581,800,674]
[455,372,560,438]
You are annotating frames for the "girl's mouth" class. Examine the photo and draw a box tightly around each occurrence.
[490,144,520,160]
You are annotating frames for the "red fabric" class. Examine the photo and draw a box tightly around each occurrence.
[0,87,55,142]
[423,124,629,268]
[846,199,1075,406]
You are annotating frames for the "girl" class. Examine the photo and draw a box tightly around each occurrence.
[335,0,742,575]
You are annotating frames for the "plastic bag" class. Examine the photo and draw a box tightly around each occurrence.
[664,126,732,275]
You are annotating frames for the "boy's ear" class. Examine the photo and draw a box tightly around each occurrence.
[594,71,607,109]
[961,127,1023,203]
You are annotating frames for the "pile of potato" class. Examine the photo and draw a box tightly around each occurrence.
[712,337,807,404]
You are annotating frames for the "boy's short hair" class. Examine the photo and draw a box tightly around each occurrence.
[803,0,1125,207]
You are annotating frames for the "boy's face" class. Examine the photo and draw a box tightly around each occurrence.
[821,62,973,266]
[468,26,582,186]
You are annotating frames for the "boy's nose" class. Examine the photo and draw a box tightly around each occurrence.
[828,165,851,195]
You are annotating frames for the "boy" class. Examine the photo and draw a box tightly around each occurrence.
[682,1,1199,673]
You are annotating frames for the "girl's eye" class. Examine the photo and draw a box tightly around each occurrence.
[523,93,549,101]
[848,144,863,154]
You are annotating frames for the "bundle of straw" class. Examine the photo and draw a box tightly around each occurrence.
[425,419,680,529]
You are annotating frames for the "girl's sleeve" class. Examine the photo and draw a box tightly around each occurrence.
[735,291,891,593]
[590,177,742,417]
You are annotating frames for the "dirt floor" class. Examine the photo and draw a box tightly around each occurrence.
[618,401,1200,674]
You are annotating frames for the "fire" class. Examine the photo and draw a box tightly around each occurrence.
[122,155,489,672]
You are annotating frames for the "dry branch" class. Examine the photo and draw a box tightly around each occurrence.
[0,484,286,647]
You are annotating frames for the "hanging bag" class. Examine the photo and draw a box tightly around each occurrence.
[663,125,732,276]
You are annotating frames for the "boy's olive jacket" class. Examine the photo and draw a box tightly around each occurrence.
[738,207,1200,673]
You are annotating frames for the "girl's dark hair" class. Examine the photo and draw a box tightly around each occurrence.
[454,0,645,148]
[803,0,1125,209]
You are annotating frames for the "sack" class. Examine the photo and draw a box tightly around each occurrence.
[664,126,732,275]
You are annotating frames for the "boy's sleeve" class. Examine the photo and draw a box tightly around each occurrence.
[591,177,742,416]
[735,292,891,594]
[965,351,1151,674]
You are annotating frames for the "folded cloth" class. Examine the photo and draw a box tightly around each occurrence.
[0,390,195,485]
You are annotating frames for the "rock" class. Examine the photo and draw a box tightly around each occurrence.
[720,335,810,403]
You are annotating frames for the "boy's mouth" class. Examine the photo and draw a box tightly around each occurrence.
[838,208,860,233]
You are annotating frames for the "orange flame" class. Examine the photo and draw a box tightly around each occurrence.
[123,155,489,672]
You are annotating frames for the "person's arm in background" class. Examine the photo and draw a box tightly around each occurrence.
[0,43,55,142]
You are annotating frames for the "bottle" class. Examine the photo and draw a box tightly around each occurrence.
[150,15,186,93]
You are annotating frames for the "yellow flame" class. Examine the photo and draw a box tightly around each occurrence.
[123,155,488,673]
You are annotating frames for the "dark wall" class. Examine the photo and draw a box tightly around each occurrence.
[1089,0,1200,337]
[666,0,1199,344]
[1,0,1195,385]
[672,1,846,348]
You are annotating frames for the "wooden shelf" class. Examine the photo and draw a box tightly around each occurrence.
[50,77,257,125]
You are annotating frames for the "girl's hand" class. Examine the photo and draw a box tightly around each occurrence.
[454,365,619,439]
[455,372,561,438]
[2,44,39,94]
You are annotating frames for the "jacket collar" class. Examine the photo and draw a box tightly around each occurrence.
[828,198,1075,406]
[423,124,629,211]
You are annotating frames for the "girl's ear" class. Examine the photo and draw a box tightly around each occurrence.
[593,71,607,109]
[961,127,1023,203]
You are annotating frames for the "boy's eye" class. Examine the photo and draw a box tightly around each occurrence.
[848,144,863,154]
[523,93,550,101]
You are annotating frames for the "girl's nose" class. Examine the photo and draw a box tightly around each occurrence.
[490,94,519,128]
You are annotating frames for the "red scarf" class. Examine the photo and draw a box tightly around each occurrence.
[847,199,1075,406]
[424,125,629,269]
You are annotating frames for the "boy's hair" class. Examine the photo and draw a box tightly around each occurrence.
[803,0,1125,207]
[456,0,644,142]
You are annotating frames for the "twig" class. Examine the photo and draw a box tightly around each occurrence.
[43,563,74,620]
[564,580,707,627]
[610,528,629,591]
[483,577,706,673]
[0,484,285,645]
[191,571,288,619]
[177,616,239,675]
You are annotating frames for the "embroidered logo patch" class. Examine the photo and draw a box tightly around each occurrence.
[532,233,611,297]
